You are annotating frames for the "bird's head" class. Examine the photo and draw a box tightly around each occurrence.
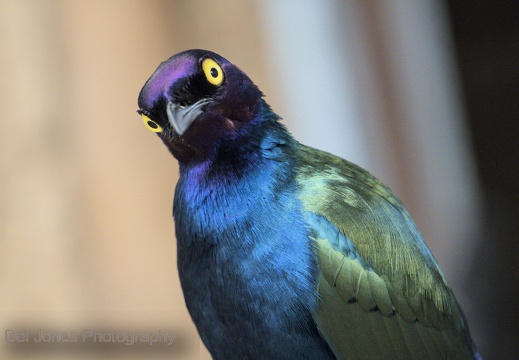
[137,49,263,163]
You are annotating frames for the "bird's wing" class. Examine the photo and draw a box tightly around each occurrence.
[296,146,475,360]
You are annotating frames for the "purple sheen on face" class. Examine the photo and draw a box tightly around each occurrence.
[140,54,198,108]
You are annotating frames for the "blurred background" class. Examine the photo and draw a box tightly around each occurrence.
[0,1,517,359]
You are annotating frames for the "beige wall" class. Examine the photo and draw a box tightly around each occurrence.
[0,1,270,359]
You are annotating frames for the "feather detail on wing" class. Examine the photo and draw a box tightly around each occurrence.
[296,146,476,360]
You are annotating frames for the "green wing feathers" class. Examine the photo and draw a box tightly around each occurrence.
[296,145,475,359]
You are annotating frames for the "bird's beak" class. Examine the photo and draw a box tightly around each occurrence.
[166,99,211,136]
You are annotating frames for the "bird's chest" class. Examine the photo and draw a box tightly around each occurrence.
[177,228,326,359]
[179,238,306,333]
[174,181,329,358]
[175,193,313,320]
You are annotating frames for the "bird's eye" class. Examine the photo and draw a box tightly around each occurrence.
[141,114,163,133]
[202,58,224,86]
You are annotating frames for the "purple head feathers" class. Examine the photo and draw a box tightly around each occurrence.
[137,49,264,164]
[138,52,199,109]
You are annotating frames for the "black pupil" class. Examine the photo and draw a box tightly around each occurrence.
[147,121,158,129]
[210,68,218,78]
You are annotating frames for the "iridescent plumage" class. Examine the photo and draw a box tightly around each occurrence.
[137,49,480,359]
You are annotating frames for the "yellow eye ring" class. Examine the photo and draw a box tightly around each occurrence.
[202,58,224,86]
[141,114,163,133]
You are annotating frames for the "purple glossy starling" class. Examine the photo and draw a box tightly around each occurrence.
[136,49,481,359]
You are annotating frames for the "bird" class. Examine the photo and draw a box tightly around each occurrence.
[137,49,481,359]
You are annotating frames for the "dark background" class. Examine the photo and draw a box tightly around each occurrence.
[446,1,519,358]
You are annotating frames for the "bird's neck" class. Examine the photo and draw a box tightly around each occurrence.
[178,100,295,184]
[173,102,298,245]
